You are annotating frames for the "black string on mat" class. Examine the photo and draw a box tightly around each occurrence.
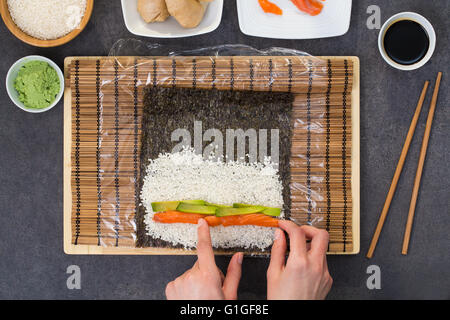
[133,59,139,232]
[114,60,120,247]
[74,60,81,245]
[96,59,102,246]
[192,58,197,89]
[287,59,293,93]
[325,59,332,235]
[269,58,273,92]
[211,58,216,89]
[342,59,349,252]
[306,60,313,224]
[230,58,234,90]
[152,58,157,88]
[172,58,176,88]
[249,59,254,91]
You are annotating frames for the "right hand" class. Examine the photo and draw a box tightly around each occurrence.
[267,220,333,300]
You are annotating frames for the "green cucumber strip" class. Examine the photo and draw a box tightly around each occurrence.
[215,206,266,217]
[176,203,217,215]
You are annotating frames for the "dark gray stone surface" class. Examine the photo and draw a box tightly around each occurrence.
[0,0,448,300]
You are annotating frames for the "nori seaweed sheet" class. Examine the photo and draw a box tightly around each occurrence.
[137,87,293,251]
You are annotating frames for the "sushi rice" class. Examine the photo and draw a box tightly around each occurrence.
[141,148,284,250]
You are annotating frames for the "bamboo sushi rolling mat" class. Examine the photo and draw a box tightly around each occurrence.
[63,56,360,255]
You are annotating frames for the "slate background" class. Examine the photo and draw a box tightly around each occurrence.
[0,0,448,299]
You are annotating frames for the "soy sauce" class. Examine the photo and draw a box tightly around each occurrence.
[383,20,429,65]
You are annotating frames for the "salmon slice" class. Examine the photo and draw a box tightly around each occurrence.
[258,0,283,15]
[220,214,279,228]
[204,215,222,227]
[153,211,279,228]
[153,211,206,225]
[305,0,324,16]
[291,0,323,16]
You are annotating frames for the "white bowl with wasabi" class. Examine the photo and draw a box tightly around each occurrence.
[6,55,64,113]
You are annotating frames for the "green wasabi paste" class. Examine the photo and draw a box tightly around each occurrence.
[14,61,60,109]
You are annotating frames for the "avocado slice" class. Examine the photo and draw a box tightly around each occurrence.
[233,203,253,208]
[176,203,217,215]
[205,202,232,208]
[151,201,180,212]
[151,200,205,212]
[215,206,266,217]
[233,203,281,216]
[261,207,281,217]
[181,200,206,205]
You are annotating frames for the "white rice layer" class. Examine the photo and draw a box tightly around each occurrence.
[141,148,284,250]
[8,0,87,40]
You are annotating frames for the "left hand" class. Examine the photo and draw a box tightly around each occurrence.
[165,218,244,300]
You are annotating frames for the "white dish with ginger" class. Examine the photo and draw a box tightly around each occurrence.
[121,0,223,38]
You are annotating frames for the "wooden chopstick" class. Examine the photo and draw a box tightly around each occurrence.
[366,81,429,259]
[402,72,443,255]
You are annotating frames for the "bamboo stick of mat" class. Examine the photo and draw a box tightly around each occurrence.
[366,81,429,259]
[402,72,442,255]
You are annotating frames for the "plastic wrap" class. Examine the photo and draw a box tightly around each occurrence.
[71,39,353,251]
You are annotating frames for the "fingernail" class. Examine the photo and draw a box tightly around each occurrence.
[274,228,282,240]
[197,218,206,227]
[237,252,243,265]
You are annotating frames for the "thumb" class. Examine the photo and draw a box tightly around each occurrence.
[222,252,243,300]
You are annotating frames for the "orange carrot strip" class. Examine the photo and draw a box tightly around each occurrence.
[258,0,283,15]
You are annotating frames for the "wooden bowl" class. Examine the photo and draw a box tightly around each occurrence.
[0,0,94,47]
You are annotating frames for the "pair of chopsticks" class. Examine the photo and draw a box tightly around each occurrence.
[367,72,443,259]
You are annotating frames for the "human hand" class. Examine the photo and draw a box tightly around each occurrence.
[165,218,244,300]
[267,221,333,300]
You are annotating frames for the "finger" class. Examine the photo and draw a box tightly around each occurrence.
[219,268,225,283]
[196,218,216,271]
[278,220,307,258]
[306,241,312,251]
[222,252,243,300]
[192,260,200,270]
[165,281,174,300]
[301,225,329,258]
[268,228,286,273]
[323,254,329,273]
[178,266,194,282]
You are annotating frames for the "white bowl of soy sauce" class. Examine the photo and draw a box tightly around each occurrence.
[378,12,436,71]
